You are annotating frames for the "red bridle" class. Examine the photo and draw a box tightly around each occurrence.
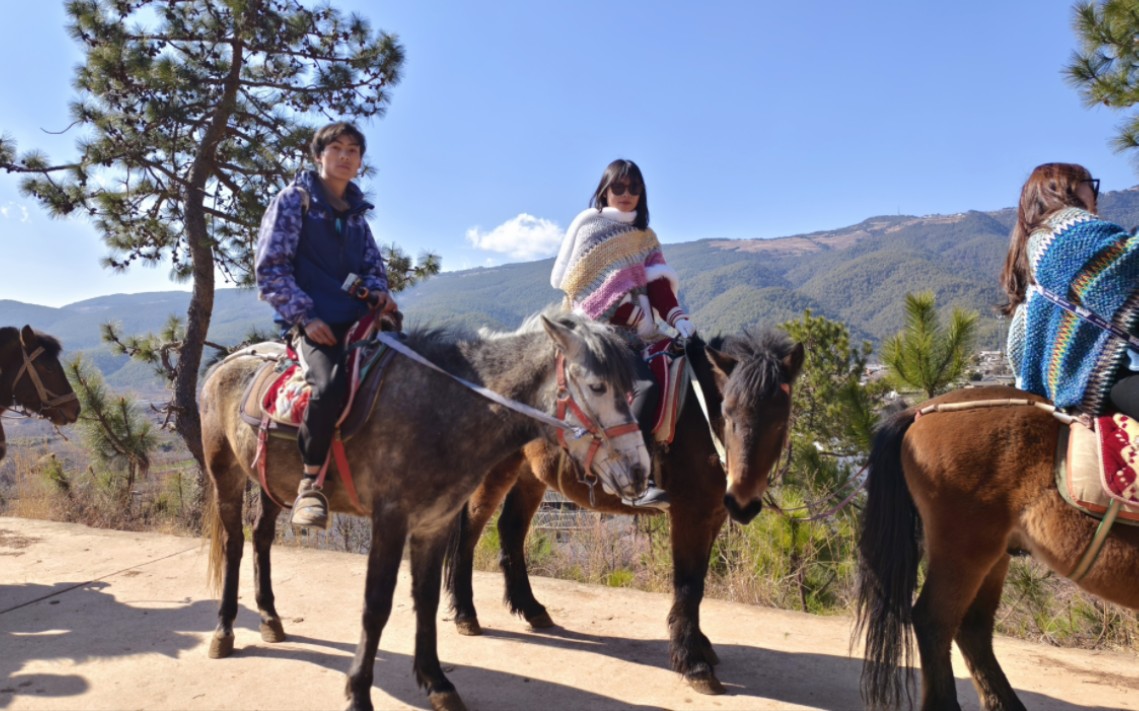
[553,353,641,480]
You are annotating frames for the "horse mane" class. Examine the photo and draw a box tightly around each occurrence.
[462,307,635,395]
[0,326,62,361]
[709,328,797,401]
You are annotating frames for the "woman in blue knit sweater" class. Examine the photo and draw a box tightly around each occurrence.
[1001,162,1139,418]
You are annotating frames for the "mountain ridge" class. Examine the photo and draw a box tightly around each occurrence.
[7,188,1139,393]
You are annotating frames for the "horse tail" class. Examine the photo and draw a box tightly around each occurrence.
[204,476,225,596]
[854,407,921,710]
[442,501,471,603]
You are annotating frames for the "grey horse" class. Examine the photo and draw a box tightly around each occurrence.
[199,312,650,711]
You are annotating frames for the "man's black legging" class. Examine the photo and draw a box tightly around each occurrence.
[296,322,353,468]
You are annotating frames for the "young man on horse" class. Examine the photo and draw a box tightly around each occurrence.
[255,121,397,529]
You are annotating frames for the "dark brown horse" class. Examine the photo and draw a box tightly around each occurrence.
[444,331,804,694]
[0,325,81,460]
[855,385,1139,711]
[200,313,651,711]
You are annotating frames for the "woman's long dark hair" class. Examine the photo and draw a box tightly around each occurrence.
[590,159,650,230]
[999,162,1094,314]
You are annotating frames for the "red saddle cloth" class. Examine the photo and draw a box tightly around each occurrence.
[1060,411,1139,526]
[1095,412,1139,505]
[263,316,377,427]
[642,339,690,445]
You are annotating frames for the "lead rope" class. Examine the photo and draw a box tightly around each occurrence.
[374,332,583,435]
[685,359,727,470]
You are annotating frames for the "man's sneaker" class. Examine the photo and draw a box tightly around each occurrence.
[291,478,330,530]
[623,484,670,511]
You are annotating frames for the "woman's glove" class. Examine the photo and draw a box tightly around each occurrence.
[674,318,696,339]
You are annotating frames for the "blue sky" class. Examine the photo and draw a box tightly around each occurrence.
[3,1,1138,308]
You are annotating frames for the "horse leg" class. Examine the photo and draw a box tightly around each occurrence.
[447,453,521,636]
[498,473,554,628]
[913,527,1009,711]
[410,528,467,711]
[345,509,407,711]
[667,496,727,695]
[954,554,1025,711]
[208,475,247,659]
[252,487,286,643]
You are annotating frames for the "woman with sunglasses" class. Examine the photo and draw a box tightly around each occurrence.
[551,158,697,510]
[1002,162,1139,418]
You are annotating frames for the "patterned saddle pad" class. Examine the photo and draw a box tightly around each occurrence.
[239,315,396,440]
[1057,412,1139,526]
[643,339,690,445]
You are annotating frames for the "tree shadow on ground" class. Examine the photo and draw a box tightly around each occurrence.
[0,580,210,709]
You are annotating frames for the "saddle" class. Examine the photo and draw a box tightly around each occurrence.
[239,317,395,436]
[1057,411,1139,527]
[237,315,399,512]
[642,338,690,445]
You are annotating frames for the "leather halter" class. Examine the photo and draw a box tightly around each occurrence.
[9,344,78,416]
[553,353,641,480]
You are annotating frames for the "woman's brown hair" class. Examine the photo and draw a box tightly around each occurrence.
[999,162,1094,314]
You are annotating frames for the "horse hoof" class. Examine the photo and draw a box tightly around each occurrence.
[428,690,467,711]
[260,620,287,643]
[208,633,235,659]
[455,618,483,636]
[526,611,556,629]
[685,670,725,695]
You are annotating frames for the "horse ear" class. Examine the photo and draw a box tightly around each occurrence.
[704,346,737,388]
[783,342,806,382]
[20,325,35,348]
[540,315,584,360]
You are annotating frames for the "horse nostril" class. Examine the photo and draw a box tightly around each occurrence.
[631,463,646,485]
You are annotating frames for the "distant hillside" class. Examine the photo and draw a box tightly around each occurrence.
[7,187,1139,391]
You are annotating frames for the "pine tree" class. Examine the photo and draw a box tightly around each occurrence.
[67,355,157,499]
[881,292,978,400]
[1066,1,1139,157]
[0,0,424,470]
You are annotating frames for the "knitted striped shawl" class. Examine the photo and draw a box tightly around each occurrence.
[1013,207,1139,413]
[550,207,678,321]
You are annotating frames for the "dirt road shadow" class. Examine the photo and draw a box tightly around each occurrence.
[0,580,211,709]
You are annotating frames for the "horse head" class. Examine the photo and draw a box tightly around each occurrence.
[6,325,81,426]
[705,333,804,525]
[540,315,651,501]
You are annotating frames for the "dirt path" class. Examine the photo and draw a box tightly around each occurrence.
[1,516,1136,710]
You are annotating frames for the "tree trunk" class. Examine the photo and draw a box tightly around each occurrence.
[173,8,252,528]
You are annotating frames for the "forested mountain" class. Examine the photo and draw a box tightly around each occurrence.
[6,187,1139,394]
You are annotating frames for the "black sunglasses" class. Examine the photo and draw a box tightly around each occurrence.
[608,181,642,197]
[1082,178,1100,199]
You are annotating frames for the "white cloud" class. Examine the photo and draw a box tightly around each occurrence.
[465,213,562,260]
[1,202,31,223]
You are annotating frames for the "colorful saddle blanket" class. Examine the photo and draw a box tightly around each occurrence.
[643,338,690,445]
[239,315,396,441]
[1058,412,1139,526]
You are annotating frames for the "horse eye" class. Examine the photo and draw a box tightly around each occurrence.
[588,383,607,395]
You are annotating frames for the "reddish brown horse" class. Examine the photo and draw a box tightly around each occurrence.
[856,385,1139,711]
[445,331,804,694]
[0,325,81,460]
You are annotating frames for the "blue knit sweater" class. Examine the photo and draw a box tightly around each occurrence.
[1007,207,1139,413]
